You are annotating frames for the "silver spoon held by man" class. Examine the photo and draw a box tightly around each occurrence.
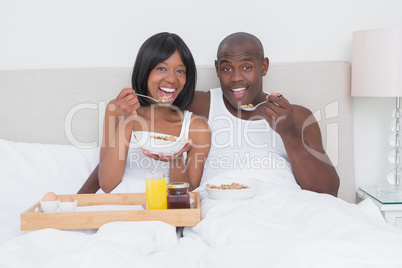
[240,93,282,111]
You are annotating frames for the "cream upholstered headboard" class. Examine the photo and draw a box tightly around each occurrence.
[0,62,354,202]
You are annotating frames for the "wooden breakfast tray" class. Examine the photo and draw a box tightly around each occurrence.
[21,192,200,230]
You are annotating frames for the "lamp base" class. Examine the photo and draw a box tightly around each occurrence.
[387,97,401,186]
[386,164,402,186]
[375,183,402,202]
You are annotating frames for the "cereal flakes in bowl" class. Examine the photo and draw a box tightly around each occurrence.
[204,179,260,200]
[133,131,188,156]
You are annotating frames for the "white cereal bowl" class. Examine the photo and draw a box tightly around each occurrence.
[133,131,188,156]
[204,179,260,200]
[40,200,58,213]
[58,200,78,212]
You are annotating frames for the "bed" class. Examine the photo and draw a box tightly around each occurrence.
[1,62,402,267]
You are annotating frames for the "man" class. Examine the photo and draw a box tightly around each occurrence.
[189,32,339,196]
[79,32,339,196]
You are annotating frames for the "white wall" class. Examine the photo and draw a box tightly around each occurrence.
[1,0,402,189]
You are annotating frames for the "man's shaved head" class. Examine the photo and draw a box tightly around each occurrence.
[217,32,265,60]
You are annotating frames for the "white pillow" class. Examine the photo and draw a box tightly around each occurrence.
[0,138,99,204]
[0,139,99,246]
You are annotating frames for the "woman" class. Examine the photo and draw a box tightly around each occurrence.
[79,32,211,194]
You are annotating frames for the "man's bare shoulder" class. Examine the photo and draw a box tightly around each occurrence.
[293,104,312,114]
[293,104,315,125]
[188,91,211,119]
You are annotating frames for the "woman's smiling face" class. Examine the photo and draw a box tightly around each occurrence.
[147,50,187,105]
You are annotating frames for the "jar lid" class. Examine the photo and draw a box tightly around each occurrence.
[168,182,189,189]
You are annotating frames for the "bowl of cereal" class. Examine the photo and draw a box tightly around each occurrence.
[204,179,260,200]
[133,131,188,156]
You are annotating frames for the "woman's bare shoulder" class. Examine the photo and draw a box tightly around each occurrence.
[189,113,210,130]
[188,113,211,148]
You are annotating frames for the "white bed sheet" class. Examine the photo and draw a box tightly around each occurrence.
[188,180,402,267]
[2,139,402,267]
[2,179,402,267]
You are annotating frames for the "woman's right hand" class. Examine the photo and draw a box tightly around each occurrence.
[115,87,141,119]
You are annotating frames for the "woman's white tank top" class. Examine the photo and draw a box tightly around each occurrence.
[201,88,298,188]
[111,110,193,193]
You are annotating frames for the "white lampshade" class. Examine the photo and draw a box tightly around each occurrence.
[351,28,402,97]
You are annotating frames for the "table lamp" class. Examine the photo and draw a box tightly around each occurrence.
[352,28,402,188]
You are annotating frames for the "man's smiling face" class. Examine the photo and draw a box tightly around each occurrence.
[215,39,268,110]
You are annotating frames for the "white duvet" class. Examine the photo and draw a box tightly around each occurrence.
[2,181,402,268]
[2,139,402,268]
[189,184,402,268]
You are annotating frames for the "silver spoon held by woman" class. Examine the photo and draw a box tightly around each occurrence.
[133,92,173,103]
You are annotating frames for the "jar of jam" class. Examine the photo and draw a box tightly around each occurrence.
[167,182,190,209]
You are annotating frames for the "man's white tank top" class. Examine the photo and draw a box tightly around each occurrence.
[201,88,298,188]
[111,110,193,193]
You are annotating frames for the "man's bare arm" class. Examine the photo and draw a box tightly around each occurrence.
[188,91,210,119]
[283,105,339,196]
[263,94,339,196]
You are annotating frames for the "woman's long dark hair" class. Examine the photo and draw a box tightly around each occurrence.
[132,32,196,110]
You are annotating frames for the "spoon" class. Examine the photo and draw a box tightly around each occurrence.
[134,92,173,103]
[240,101,267,111]
[240,93,282,111]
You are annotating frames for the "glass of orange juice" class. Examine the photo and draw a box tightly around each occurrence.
[145,172,167,210]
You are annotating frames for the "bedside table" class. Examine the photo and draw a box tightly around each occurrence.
[357,184,402,229]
